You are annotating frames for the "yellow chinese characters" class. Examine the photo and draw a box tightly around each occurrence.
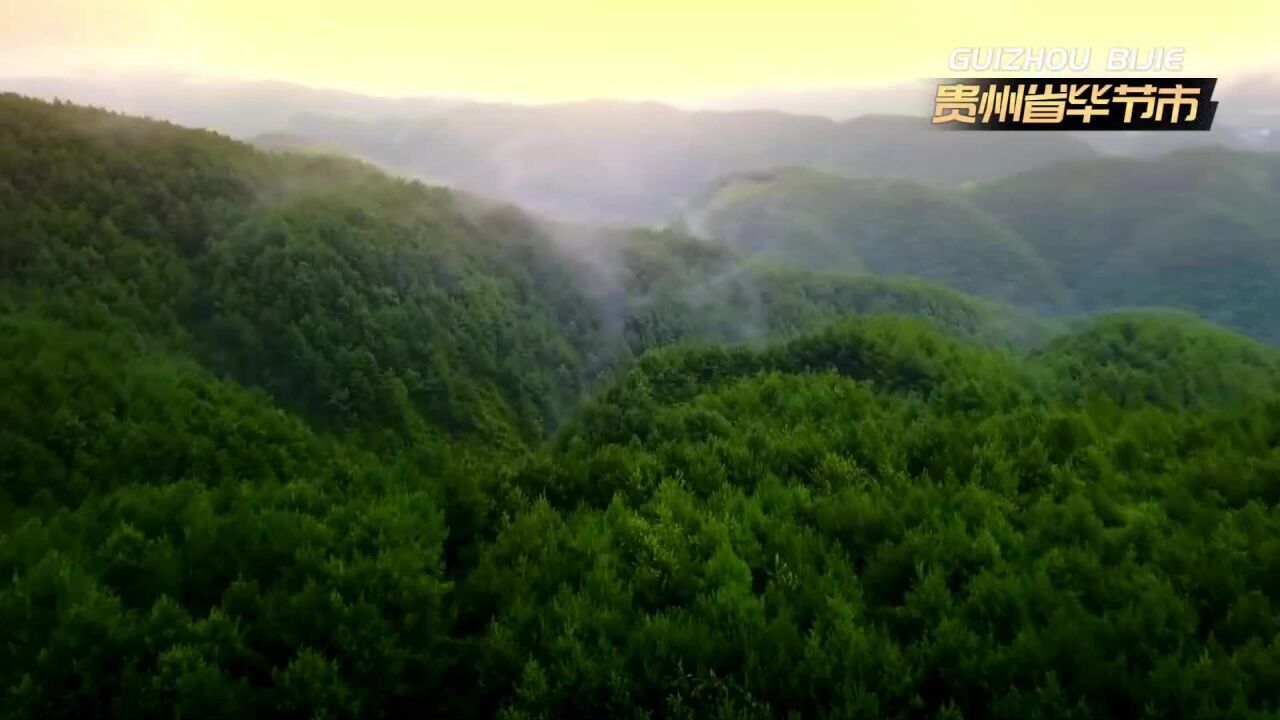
[932,81,1204,127]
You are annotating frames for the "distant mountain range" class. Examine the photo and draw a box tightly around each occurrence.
[7,72,1275,224]
[278,102,1099,222]
[0,74,465,138]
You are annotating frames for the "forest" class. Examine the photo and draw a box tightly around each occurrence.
[685,155,1280,341]
[2,93,1280,719]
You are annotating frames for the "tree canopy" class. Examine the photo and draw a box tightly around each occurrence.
[3,94,1279,719]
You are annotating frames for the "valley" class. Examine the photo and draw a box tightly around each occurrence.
[2,91,1279,719]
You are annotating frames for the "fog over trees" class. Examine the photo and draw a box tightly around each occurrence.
[2,84,1280,718]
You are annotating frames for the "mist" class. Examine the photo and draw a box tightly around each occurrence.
[5,70,1278,224]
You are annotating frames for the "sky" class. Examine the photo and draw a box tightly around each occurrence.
[2,0,1277,102]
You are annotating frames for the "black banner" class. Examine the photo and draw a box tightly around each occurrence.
[931,77,1218,131]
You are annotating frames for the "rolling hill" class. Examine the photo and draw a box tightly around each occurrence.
[283,103,1098,222]
[4,94,1280,719]
[684,150,1280,341]
[682,167,1069,309]
[3,75,1100,223]
[975,149,1280,338]
[0,93,1050,444]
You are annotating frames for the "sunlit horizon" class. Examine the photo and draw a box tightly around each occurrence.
[3,0,1277,105]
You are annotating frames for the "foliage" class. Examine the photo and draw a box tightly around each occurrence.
[3,95,1280,719]
[682,167,1067,308]
[687,152,1280,342]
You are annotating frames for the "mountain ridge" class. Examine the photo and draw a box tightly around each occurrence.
[4,93,1280,719]
[685,149,1280,341]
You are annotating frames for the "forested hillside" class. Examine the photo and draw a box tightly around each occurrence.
[686,151,1280,341]
[555,225,1056,352]
[0,94,616,444]
[681,167,1068,309]
[975,150,1280,339]
[4,94,1280,719]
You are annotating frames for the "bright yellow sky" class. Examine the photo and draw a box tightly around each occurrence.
[2,0,1276,101]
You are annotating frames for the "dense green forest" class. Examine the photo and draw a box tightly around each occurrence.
[686,153,1280,341]
[680,168,1068,308]
[3,94,1280,718]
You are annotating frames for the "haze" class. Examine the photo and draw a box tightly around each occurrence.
[3,0,1277,103]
